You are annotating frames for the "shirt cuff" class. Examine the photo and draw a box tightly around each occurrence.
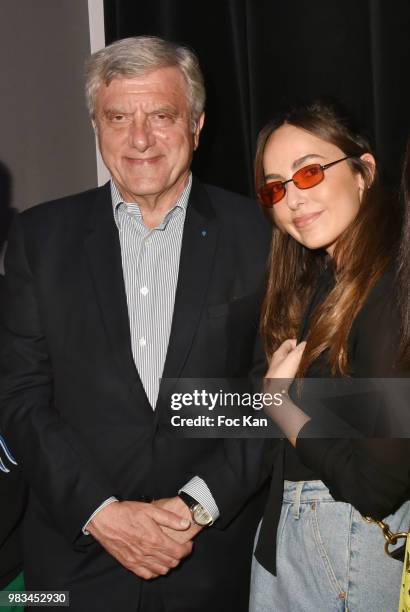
[82,496,119,535]
[179,476,220,522]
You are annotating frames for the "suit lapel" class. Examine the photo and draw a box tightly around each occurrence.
[83,180,219,415]
[158,180,219,405]
[83,184,145,393]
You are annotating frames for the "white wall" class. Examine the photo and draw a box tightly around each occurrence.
[0,0,100,212]
[88,0,110,186]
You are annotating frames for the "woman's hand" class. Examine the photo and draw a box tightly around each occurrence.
[265,339,306,385]
[263,340,309,446]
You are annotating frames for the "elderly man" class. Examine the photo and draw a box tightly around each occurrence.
[0,37,271,611]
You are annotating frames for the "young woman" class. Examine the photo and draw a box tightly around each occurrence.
[249,100,410,612]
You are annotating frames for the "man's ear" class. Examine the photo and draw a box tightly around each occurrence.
[193,112,205,150]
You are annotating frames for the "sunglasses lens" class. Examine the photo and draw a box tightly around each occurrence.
[293,164,324,189]
[258,182,285,206]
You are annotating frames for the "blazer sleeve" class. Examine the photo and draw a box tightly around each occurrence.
[191,206,275,529]
[196,441,275,529]
[295,272,410,519]
[0,216,117,547]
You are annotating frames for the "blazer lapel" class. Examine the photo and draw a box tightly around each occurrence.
[83,184,145,393]
[83,180,219,415]
[158,179,219,405]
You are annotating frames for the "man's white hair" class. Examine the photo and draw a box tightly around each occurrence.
[85,36,206,127]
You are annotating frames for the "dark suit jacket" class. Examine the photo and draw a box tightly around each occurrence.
[0,179,272,611]
[0,275,25,590]
[0,464,25,590]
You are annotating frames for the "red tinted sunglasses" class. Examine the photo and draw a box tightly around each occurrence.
[258,156,352,207]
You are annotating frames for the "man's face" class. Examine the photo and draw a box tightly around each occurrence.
[94,67,204,205]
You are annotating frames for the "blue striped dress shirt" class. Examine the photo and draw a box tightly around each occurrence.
[83,175,219,533]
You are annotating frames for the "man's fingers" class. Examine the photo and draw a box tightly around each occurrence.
[133,565,160,580]
[137,567,156,580]
[138,549,180,569]
[137,520,193,560]
[148,505,191,531]
[89,501,193,576]
[160,525,193,545]
[106,537,184,577]
[134,557,181,579]
[147,534,192,561]
[140,558,176,576]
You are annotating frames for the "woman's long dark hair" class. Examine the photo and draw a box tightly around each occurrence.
[255,99,402,376]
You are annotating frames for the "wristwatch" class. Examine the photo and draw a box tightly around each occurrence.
[178,492,214,526]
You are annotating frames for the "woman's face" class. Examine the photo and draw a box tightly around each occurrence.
[262,123,373,255]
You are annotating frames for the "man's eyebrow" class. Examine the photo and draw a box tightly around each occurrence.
[102,105,179,116]
[265,154,326,181]
[149,105,179,115]
[103,107,129,116]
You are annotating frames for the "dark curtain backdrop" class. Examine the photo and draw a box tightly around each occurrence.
[104,0,410,197]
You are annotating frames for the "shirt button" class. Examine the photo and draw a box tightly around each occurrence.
[140,287,149,296]
[139,337,147,347]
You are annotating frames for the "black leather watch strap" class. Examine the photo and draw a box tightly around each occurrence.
[178,491,197,510]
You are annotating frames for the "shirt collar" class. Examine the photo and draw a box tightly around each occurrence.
[110,174,192,229]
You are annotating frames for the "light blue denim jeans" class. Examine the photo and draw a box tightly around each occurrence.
[250,480,410,612]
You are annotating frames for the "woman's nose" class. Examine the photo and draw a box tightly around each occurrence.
[285,181,307,211]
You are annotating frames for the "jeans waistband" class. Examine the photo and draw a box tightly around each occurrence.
[283,480,335,518]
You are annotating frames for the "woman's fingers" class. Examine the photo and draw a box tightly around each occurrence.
[275,339,297,359]
[266,340,306,379]
[281,341,306,378]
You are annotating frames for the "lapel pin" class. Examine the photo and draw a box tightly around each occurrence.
[201,230,207,237]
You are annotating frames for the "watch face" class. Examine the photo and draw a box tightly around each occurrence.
[193,504,213,526]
